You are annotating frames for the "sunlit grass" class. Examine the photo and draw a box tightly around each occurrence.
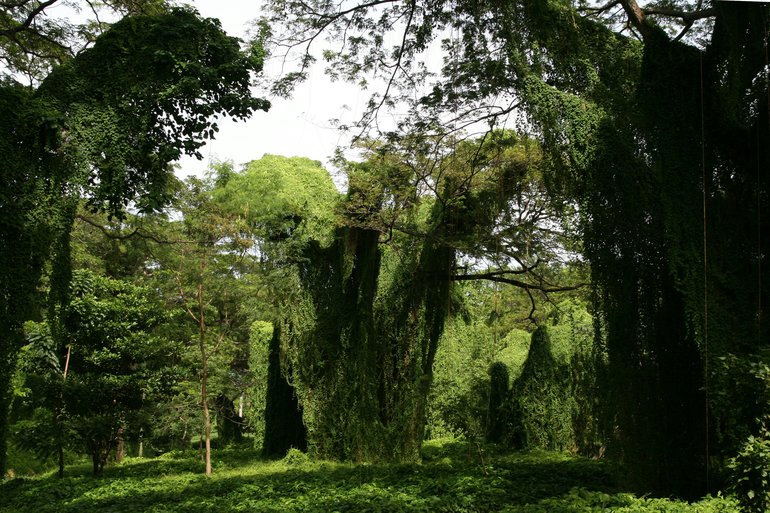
[1,441,738,512]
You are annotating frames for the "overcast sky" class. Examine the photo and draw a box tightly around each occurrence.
[176,0,369,179]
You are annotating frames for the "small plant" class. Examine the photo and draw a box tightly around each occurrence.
[281,447,310,466]
[728,426,770,513]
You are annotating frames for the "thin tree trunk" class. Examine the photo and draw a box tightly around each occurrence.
[198,281,212,476]
[58,441,65,478]
[57,344,72,478]
[115,427,124,464]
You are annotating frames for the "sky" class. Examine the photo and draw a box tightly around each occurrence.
[177,0,369,179]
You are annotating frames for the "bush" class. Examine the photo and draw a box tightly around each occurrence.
[282,447,310,466]
[728,427,770,513]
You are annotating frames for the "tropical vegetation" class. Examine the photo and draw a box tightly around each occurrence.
[1,1,768,512]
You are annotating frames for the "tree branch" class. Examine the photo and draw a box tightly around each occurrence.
[75,214,193,245]
[356,0,416,140]
[642,5,716,23]
[451,271,587,293]
[579,0,621,17]
[0,0,60,37]
[175,273,200,325]
[618,0,651,40]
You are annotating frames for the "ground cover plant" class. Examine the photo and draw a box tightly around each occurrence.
[0,440,736,513]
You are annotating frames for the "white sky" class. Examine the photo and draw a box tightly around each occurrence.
[177,0,370,179]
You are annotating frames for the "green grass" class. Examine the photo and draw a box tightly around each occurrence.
[1,441,737,512]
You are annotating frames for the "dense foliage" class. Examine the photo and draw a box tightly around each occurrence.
[0,6,269,475]
[264,0,770,498]
[2,0,769,509]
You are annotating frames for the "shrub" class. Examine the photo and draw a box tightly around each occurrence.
[728,427,770,513]
[282,447,310,466]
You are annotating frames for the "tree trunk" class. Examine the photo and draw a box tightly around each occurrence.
[262,323,306,458]
[115,427,124,464]
[215,394,243,445]
[57,344,71,478]
[198,282,212,476]
[57,440,65,478]
[0,323,38,477]
[91,440,110,476]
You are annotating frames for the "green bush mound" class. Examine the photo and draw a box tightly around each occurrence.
[1,440,737,513]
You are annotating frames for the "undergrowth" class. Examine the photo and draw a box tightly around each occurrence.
[0,440,738,512]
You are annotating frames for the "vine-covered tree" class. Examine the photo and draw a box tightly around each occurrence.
[506,326,572,451]
[281,131,581,462]
[263,0,769,496]
[0,7,269,475]
[214,155,341,457]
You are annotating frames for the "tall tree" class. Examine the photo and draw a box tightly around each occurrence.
[154,174,261,475]
[0,7,269,475]
[215,155,341,457]
[264,0,769,496]
[283,132,580,462]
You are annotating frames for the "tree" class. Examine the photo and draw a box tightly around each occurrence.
[0,7,269,476]
[1,0,168,83]
[12,270,179,476]
[277,131,582,462]
[154,174,259,475]
[215,155,342,457]
[263,0,769,496]
[60,270,178,475]
[35,7,270,216]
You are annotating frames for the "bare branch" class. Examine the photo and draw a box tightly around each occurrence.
[579,0,621,17]
[618,0,651,40]
[175,273,201,324]
[525,286,536,321]
[608,0,716,42]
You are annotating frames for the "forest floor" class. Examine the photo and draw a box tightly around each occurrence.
[1,440,737,512]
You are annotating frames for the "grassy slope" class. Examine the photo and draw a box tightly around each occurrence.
[0,441,737,513]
